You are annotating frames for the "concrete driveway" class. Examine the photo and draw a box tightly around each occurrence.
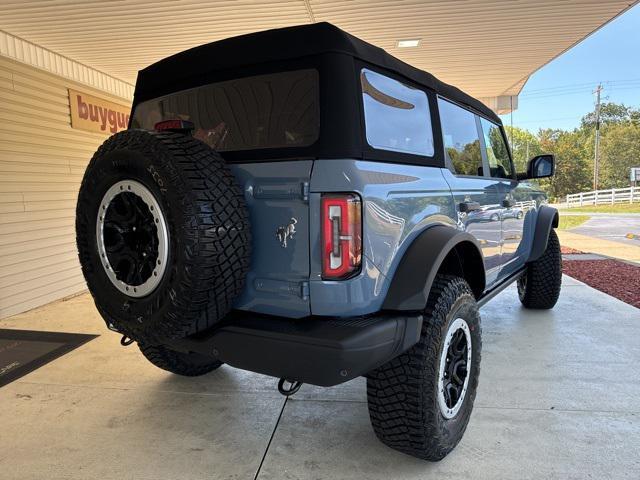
[1,277,639,480]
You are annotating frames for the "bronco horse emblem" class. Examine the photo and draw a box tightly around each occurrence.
[276,217,297,248]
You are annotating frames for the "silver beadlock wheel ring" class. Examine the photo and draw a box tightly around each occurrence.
[96,180,168,298]
[437,317,472,419]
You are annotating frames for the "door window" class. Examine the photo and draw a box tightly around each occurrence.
[361,69,434,156]
[438,98,484,176]
[480,118,513,179]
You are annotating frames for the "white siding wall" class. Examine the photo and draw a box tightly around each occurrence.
[0,56,131,318]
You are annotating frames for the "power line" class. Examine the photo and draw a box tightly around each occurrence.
[520,78,640,95]
[520,89,595,100]
[521,81,601,94]
[521,85,640,100]
[513,116,584,124]
[510,116,640,127]
[519,79,640,100]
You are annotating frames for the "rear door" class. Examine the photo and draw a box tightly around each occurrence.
[438,98,504,288]
[230,161,312,318]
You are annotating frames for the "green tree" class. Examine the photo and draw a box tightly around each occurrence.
[507,102,640,199]
[536,128,592,201]
[504,126,542,172]
[599,123,640,188]
[447,140,483,176]
[576,102,640,189]
[581,102,639,129]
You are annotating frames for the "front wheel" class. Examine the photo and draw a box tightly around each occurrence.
[518,229,562,309]
[367,275,482,461]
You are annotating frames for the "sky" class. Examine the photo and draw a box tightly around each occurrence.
[499,4,640,133]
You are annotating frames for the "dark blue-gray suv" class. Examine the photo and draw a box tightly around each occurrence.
[76,23,562,461]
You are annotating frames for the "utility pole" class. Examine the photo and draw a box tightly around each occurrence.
[593,84,603,190]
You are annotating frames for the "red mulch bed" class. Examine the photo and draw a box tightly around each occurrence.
[563,259,640,308]
[561,246,584,254]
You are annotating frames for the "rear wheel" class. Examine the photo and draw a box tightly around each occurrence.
[139,344,222,376]
[518,229,562,309]
[367,275,482,461]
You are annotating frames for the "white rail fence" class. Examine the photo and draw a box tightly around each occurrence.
[515,200,538,210]
[566,186,640,208]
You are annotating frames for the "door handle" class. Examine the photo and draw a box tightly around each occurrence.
[459,201,481,212]
[502,199,515,208]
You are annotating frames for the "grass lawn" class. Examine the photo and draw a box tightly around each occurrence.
[558,215,590,230]
[560,203,640,214]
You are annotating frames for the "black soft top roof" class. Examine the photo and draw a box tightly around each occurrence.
[134,22,500,124]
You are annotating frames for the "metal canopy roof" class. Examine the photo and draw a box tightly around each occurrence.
[0,0,637,102]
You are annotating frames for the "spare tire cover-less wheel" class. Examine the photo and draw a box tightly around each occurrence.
[76,130,251,343]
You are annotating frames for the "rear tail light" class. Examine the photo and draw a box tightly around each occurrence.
[154,119,194,132]
[321,194,362,280]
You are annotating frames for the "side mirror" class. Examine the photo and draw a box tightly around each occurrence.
[517,154,555,181]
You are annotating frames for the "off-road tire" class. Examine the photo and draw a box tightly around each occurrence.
[76,130,251,343]
[367,275,482,461]
[139,343,222,376]
[517,229,562,309]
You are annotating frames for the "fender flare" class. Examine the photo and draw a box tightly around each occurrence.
[382,225,485,311]
[527,205,559,262]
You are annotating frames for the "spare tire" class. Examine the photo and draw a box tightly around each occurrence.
[76,130,251,343]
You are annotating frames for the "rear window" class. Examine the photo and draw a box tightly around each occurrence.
[131,69,319,151]
[360,69,434,157]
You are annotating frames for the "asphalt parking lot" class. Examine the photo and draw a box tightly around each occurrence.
[570,214,640,246]
[1,276,639,480]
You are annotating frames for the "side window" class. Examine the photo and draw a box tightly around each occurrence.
[361,69,434,156]
[480,118,513,179]
[438,98,484,176]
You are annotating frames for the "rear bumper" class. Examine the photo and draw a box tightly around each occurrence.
[165,311,423,387]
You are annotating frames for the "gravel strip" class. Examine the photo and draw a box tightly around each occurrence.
[561,246,584,254]
[563,259,640,309]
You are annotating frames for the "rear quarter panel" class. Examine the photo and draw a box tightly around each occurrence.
[309,159,456,316]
